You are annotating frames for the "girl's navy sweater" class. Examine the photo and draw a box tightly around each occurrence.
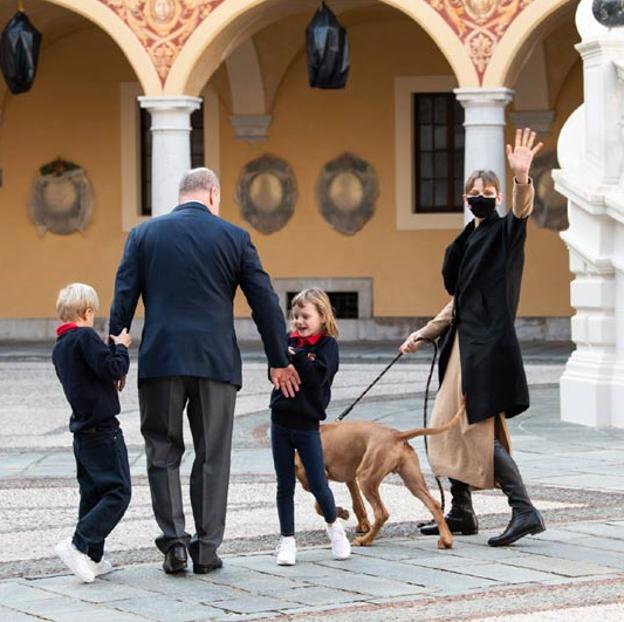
[270,334,339,430]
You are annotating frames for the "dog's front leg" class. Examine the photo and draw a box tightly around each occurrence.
[347,480,370,534]
[352,477,389,546]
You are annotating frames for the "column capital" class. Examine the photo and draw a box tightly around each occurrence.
[138,95,202,113]
[454,87,514,128]
[229,115,272,142]
[453,87,514,106]
[510,110,555,134]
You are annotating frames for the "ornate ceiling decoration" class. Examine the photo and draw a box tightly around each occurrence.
[98,0,224,84]
[427,0,535,82]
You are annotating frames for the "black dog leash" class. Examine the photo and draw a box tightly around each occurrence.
[335,338,446,512]
[336,351,403,421]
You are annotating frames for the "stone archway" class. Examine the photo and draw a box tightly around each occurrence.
[484,0,577,88]
[165,0,479,96]
[40,0,161,94]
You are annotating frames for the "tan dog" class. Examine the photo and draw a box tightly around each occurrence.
[294,409,462,549]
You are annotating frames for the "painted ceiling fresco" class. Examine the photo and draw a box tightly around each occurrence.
[427,0,534,81]
[97,0,535,85]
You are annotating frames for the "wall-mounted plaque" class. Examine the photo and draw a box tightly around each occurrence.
[234,154,297,234]
[316,153,378,235]
[29,159,93,235]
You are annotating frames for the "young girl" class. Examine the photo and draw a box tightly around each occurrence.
[270,287,350,566]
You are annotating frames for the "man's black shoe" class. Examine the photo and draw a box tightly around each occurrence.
[419,512,478,536]
[488,509,545,547]
[193,556,223,574]
[163,544,188,574]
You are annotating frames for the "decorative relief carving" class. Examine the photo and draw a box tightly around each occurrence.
[427,0,535,82]
[316,153,378,236]
[235,155,297,234]
[98,0,224,84]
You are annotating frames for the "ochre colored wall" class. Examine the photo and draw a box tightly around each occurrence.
[223,18,578,318]
[0,16,580,321]
[0,27,136,319]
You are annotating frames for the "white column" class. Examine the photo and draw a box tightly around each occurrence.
[455,87,514,223]
[138,95,202,217]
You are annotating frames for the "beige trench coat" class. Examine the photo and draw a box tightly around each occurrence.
[415,180,534,490]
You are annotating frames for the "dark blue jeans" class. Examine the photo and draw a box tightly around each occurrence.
[72,428,132,562]
[271,422,337,536]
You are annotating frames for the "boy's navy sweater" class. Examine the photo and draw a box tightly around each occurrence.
[52,326,130,433]
[270,334,339,430]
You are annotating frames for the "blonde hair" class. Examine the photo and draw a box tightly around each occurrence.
[464,169,501,194]
[290,288,339,338]
[56,283,99,322]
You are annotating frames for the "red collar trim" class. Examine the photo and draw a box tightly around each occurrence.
[56,322,79,336]
[290,331,324,348]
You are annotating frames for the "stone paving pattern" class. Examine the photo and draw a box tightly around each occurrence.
[1,340,623,620]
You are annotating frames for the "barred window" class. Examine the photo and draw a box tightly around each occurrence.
[413,93,465,214]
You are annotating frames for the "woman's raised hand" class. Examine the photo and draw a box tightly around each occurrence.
[506,128,543,185]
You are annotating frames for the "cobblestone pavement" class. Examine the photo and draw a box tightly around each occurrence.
[1,340,623,620]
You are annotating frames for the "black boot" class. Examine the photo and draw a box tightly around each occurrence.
[488,440,545,547]
[420,479,479,536]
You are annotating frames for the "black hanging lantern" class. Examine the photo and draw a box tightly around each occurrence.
[306,2,350,89]
[1,5,43,95]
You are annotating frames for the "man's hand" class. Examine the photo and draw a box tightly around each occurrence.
[506,127,543,185]
[400,332,424,355]
[116,376,126,392]
[110,328,132,348]
[270,365,301,398]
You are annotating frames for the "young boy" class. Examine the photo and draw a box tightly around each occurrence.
[52,283,132,582]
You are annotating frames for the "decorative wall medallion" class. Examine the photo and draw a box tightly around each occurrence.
[427,0,535,83]
[29,159,94,235]
[234,155,297,234]
[98,0,224,84]
[316,153,378,235]
[530,151,568,232]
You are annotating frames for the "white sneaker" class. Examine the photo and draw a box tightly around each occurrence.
[54,538,95,583]
[90,558,113,576]
[326,521,351,560]
[276,536,297,566]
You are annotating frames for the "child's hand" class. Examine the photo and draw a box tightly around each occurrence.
[110,328,132,348]
[288,347,296,356]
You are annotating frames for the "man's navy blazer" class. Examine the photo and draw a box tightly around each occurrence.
[109,201,289,386]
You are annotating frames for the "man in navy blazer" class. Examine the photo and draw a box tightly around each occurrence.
[109,168,299,575]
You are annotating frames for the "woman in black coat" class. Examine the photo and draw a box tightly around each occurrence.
[400,128,546,547]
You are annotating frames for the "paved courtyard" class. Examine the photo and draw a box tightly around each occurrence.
[1,341,623,620]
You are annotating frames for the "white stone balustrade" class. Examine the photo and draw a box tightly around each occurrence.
[554,0,624,428]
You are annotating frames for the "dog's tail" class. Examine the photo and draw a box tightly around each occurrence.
[395,404,464,442]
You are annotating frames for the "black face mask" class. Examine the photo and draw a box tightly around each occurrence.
[467,195,496,219]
